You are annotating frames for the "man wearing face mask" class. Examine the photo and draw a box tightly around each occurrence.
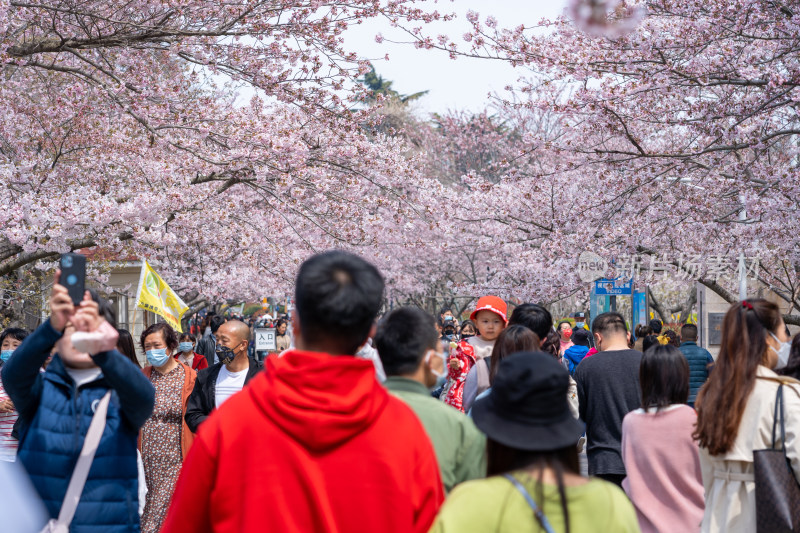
[574,311,594,348]
[184,320,261,433]
[375,307,486,493]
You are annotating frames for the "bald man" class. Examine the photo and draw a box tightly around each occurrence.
[185,320,262,433]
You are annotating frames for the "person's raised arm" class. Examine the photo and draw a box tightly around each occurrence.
[92,346,155,429]
[1,271,73,418]
[72,295,155,429]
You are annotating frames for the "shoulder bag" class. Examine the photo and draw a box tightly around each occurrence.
[754,383,800,532]
[504,474,557,533]
[40,391,111,533]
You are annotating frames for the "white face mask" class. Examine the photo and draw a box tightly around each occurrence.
[769,332,792,369]
[425,350,447,379]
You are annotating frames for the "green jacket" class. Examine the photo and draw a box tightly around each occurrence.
[384,377,486,493]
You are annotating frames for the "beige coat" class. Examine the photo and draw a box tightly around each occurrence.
[700,366,800,532]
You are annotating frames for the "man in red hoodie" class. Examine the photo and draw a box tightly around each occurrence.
[161,251,444,533]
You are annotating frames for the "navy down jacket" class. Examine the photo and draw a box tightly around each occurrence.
[678,341,714,405]
[1,320,155,533]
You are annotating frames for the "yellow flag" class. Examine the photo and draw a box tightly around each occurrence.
[135,260,189,332]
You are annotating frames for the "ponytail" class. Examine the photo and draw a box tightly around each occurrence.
[694,299,781,455]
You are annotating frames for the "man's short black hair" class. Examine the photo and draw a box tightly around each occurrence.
[375,307,439,376]
[571,328,592,347]
[592,312,628,336]
[680,323,698,341]
[509,303,553,340]
[295,251,384,355]
[210,315,225,334]
[649,318,663,334]
[0,327,28,347]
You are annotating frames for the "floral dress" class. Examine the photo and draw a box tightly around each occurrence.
[141,364,185,533]
[443,340,477,412]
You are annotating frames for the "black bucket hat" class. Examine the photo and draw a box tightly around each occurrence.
[472,351,584,451]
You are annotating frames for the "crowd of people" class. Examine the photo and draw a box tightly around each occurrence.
[1,250,800,532]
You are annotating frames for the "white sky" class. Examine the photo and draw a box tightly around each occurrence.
[343,0,566,115]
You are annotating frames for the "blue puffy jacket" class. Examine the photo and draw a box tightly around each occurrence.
[1,320,155,533]
[563,345,590,375]
[679,341,714,406]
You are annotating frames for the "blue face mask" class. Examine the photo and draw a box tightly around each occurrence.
[576,322,585,328]
[178,342,194,353]
[146,348,170,367]
[0,350,13,363]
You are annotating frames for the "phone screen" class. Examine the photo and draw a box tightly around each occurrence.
[60,253,87,305]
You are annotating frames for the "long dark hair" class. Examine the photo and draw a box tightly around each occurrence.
[488,326,540,384]
[540,328,561,359]
[275,318,289,335]
[640,344,689,410]
[660,329,680,347]
[642,335,659,353]
[116,328,140,369]
[487,438,577,533]
[694,299,782,455]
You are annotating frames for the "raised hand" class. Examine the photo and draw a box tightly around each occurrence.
[71,292,101,333]
[49,270,75,332]
[0,399,14,413]
[71,321,119,355]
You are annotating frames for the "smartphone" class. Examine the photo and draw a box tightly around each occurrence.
[60,253,86,305]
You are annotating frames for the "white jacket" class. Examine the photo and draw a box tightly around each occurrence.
[700,366,800,532]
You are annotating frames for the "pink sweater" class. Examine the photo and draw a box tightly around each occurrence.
[621,405,704,533]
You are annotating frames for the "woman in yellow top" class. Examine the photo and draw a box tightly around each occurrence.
[430,351,640,533]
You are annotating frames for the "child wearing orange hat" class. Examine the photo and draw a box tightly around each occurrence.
[442,296,507,412]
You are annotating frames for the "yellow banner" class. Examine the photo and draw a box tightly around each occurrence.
[135,260,189,332]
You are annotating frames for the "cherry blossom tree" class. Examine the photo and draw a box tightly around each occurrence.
[0,0,454,309]
[396,0,800,322]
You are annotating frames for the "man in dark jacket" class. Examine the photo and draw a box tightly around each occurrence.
[1,274,155,533]
[574,312,642,488]
[679,323,714,407]
[195,314,225,364]
[185,319,261,433]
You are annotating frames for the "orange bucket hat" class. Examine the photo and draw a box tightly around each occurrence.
[470,296,508,325]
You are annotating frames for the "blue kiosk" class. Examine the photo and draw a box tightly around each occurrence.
[590,277,648,330]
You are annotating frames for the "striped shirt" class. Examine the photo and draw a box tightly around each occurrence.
[0,379,18,461]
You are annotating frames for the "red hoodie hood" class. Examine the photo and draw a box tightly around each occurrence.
[252,349,389,452]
